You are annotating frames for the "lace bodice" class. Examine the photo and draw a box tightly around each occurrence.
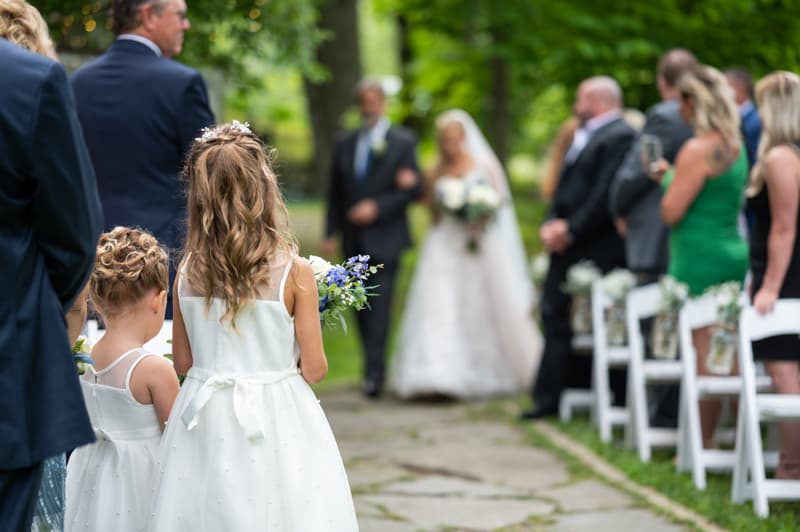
[80,348,162,440]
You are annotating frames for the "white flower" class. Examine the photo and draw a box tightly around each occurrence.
[600,269,636,302]
[308,255,333,278]
[564,260,601,294]
[72,335,91,354]
[658,275,689,312]
[437,179,467,211]
[467,183,501,209]
[372,137,387,155]
[530,253,550,284]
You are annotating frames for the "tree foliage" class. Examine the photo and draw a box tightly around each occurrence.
[379,0,800,159]
[32,0,324,75]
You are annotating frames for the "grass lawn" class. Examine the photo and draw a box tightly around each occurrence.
[549,417,800,531]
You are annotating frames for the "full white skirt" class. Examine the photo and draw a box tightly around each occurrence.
[391,214,542,399]
[147,375,358,531]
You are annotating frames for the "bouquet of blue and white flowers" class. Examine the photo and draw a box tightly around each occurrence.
[308,255,383,331]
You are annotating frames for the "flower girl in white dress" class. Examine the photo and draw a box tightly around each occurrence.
[148,122,358,531]
[65,227,180,532]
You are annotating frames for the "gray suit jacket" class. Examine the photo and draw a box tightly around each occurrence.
[609,100,692,274]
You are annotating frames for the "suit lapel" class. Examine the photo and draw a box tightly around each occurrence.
[366,126,393,180]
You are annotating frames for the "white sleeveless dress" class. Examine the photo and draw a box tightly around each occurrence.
[65,348,163,532]
[148,256,358,531]
[391,170,543,399]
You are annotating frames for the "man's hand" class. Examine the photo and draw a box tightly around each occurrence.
[321,236,338,257]
[647,158,670,184]
[540,218,571,254]
[395,168,418,191]
[615,217,627,237]
[347,199,380,226]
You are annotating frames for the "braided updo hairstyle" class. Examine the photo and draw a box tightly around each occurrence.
[91,227,169,319]
[182,122,297,326]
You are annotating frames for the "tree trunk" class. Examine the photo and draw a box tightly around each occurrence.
[487,53,510,167]
[396,14,423,134]
[303,0,362,194]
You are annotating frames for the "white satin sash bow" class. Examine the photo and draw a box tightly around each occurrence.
[180,366,300,443]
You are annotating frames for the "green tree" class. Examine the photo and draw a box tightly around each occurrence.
[32,0,323,75]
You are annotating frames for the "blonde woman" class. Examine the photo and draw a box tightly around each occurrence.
[0,0,57,59]
[746,71,800,479]
[650,65,749,449]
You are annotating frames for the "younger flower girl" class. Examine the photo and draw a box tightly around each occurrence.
[148,122,358,530]
[65,227,180,532]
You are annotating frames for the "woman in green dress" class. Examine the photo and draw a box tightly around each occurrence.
[651,64,749,449]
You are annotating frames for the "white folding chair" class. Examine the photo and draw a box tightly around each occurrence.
[591,281,631,443]
[676,295,773,489]
[732,301,800,517]
[626,283,681,462]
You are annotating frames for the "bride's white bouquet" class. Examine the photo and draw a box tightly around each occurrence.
[437,180,501,223]
[437,179,501,252]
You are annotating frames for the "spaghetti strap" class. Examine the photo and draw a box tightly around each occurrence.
[278,258,294,308]
[124,350,156,396]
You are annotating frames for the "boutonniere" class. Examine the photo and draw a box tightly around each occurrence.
[371,136,388,156]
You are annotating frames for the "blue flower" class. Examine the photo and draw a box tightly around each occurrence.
[325,266,349,287]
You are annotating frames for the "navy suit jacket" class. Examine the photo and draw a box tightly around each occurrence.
[742,104,762,168]
[0,39,103,468]
[70,39,214,273]
[326,125,422,264]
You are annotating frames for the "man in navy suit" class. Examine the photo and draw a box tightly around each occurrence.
[0,38,103,531]
[726,67,762,168]
[71,0,215,318]
[324,80,422,398]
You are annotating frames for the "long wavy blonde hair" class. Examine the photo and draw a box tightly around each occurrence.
[676,65,741,148]
[182,123,297,326]
[0,0,57,59]
[748,71,800,196]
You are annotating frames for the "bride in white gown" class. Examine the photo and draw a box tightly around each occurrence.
[390,110,543,399]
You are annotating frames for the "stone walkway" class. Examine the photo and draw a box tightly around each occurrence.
[322,389,689,532]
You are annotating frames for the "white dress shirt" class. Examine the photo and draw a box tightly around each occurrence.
[117,34,162,56]
[354,117,390,180]
[564,109,623,165]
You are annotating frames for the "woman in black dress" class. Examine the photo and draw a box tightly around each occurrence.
[747,70,800,479]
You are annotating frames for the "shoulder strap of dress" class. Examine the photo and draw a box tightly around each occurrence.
[124,349,157,393]
[278,258,295,308]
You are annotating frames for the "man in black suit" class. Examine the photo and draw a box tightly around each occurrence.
[71,0,215,318]
[610,49,697,428]
[0,38,103,531]
[523,76,635,419]
[324,80,422,398]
